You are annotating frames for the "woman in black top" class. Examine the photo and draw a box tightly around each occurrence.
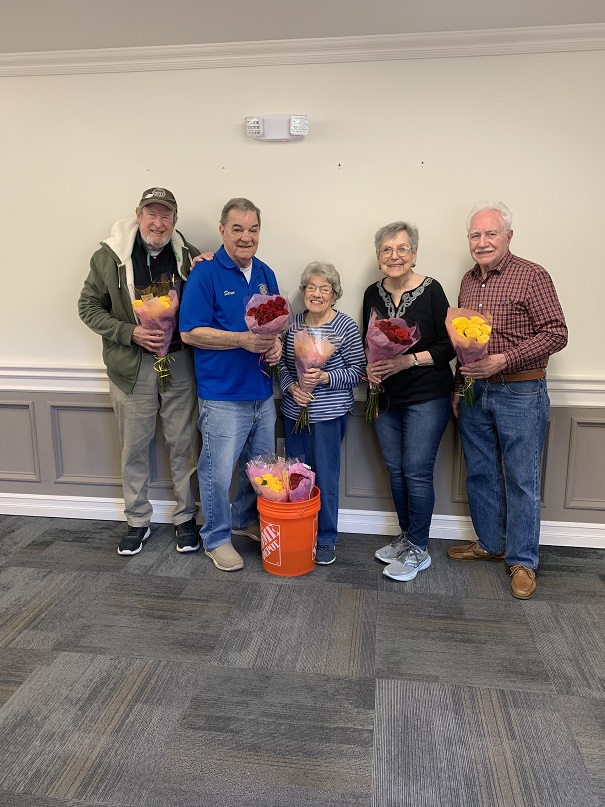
[363,221,455,582]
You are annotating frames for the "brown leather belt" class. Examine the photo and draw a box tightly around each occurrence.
[485,369,546,383]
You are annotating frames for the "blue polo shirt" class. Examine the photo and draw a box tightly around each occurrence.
[179,245,280,401]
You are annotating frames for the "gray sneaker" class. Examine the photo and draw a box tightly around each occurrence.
[375,532,409,563]
[383,544,431,581]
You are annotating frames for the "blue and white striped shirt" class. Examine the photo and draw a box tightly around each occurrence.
[278,311,366,423]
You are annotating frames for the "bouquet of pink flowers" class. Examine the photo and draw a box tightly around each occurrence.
[292,326,342,432]
[245,293,292,377]
[364,309,420,420]
[132,279,180,391]
[246,456,289,502]
[286,459,315,502]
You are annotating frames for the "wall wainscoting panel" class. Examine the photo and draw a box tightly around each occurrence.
[565,416,605,510]
[0,368,604,546]
[0,400,41,482]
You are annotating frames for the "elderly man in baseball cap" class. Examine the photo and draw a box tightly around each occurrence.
[79,188,202,556]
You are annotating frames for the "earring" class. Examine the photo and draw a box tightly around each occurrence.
[412,263,416,268]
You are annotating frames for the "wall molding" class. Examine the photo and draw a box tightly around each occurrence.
[0,492,603,549]
[1,24,605,77]
[1,365,604,407]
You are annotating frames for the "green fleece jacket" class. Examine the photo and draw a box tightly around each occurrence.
[78,217,200,394]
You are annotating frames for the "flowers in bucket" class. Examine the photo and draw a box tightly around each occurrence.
[245,293,292,377]
[286,459,316,502]
[132,277,180,392]
[364,309,420,420]
[445,308,492,406]
[246,456,289,502]
[292,326,342,433]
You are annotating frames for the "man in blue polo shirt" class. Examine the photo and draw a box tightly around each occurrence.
[180,198,282,571]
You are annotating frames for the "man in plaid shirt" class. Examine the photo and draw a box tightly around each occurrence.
[447,202,567,599]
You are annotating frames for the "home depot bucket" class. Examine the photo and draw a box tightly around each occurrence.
[257,486,321,577]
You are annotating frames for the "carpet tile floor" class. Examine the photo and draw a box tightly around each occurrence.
[0,514,603,806]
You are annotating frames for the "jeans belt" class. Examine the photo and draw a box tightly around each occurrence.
[485,369,546,383]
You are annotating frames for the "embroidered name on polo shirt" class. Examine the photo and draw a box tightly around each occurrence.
[224,290,235,295]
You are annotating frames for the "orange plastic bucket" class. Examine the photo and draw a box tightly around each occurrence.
[257,486,321,577]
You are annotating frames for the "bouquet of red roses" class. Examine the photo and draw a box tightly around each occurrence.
[364,309,420,420]
[245,293,292,377]
[286,459,316,502]
[132,277,180,392]
[292,326,342,433]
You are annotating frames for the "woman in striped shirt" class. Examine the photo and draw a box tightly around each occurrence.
[278,262,365,566]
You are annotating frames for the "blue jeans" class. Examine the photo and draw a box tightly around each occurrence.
[197,397,276,550]
[284,414,348,547]
[458,378,549,569]
[374,397,451,550]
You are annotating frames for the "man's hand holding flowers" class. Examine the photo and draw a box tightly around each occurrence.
[131,324,166,353]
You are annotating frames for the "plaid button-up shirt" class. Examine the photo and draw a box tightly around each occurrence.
[458,251,567,373]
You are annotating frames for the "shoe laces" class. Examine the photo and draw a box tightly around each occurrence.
[390,532,409,550]
[509,564,535,579]
[396,543,424,564]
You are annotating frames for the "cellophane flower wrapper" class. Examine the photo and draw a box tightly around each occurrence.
[246,455,289,502]
[132,278,180,391]
[292,326,343,432]
[286,459,315,502]
[244,293,292,378]
[364,309,420,420]
[445,308,492,406]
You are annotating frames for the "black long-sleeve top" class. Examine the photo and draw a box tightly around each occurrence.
[362,277,455,408]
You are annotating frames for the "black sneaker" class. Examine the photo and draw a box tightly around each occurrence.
[117,525,150,556]
[175,518,200,553]
[316,544,336,565]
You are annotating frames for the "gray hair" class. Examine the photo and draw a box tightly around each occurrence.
[299,261,343,301]
[374,221,419,254]
[220,197,261,228]
[466,201,513,233]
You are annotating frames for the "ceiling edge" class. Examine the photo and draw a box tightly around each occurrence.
[2,24,604,77]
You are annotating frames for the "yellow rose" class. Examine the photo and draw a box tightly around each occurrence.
[469,316,485,325]
[452,317,470,329]
[480,324,492,335]
[132,300,144,309]
[477,333,490,343]
[465,325,482,339]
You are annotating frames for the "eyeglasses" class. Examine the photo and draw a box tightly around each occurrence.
[379,246,413,258]
[305,284,333,295]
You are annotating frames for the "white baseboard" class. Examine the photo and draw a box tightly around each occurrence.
[1,493,603,549]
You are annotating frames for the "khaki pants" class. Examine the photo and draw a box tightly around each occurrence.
[109,350,200,526]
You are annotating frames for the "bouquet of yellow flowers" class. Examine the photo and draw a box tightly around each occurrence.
[445,308,492,406]
[132,276,180,392]
[246,456,289,502]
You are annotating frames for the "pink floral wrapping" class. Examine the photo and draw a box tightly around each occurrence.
[286,460,316,502]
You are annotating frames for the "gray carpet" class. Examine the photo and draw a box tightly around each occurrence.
[0,514,604,806]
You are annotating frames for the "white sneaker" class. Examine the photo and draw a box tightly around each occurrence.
[375,532,409,563]
[383,545,431,581]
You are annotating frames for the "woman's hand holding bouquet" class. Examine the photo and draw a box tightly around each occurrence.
[365,309,420,420]
[292,326,342,432]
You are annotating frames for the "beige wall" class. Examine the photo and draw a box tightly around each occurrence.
[4,48,605,377]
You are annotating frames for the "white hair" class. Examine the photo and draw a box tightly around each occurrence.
[466,201,513,233]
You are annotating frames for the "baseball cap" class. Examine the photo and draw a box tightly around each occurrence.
[138,187,177,213]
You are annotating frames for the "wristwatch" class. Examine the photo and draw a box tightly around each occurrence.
[412,354,419,366]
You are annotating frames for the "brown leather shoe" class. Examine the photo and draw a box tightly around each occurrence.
[447,541,505,561]
[510,565,536,599]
